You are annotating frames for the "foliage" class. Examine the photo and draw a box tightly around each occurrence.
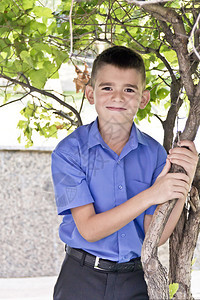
[0,0,199,147]
[169,283,179,299]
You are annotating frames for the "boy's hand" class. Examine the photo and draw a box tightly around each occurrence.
[151,159,190,205]
[167,140,199,186]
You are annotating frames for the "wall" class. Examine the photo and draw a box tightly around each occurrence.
[0,148,64,278]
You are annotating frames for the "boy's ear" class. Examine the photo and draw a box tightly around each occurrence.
[139,90,150,109]
[85,85,94,105]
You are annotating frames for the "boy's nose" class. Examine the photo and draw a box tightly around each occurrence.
[111,91,124,102]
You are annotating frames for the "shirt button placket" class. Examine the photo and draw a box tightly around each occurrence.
[115,159,128,261]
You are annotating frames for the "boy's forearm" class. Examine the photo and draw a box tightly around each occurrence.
[71,189,154,243]
[159,197,185,246]
[71,156,191,243]
[72,174,187,243]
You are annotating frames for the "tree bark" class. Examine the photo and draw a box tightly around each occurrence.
[169,187,200,300]
[141,200,175,299]
[141,160,187,300]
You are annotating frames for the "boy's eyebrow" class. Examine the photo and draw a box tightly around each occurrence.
[125,84,139,90]
[98,82,114,87]
[98,82,139,89]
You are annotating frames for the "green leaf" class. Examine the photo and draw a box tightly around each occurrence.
[27,20,47,34]
[29,69,47,89]
[3,93,12,104]
[0,27,8,35]
[192,257,197,267]
[20,50,34,67]
[0,39,9,50]
[157,88,170,100]
[0,2,8,11]
[17,120,28,129]
[157,62,165,70]
[32,6,53,18]
[169,283,179,299]
[162,49,177,65]
[17,135,21,144]
[39,123,58,138]
[52,49,68,67]
[164,101,171,109]
[22,0,35,10]
[43,61,57,75]
[137,102,152,121]
[25,140,34,148]
[36,22,47,34]
[32,43,52,54]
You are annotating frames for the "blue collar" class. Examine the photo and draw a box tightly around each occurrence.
[88,118,147,152]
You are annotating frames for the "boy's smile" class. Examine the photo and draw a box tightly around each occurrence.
[86,64,150,129]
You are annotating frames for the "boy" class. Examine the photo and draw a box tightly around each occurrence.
[51,46,198,300]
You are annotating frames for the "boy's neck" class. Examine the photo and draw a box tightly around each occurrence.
[98,120,133,156]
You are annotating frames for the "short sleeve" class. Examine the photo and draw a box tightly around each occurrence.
[151,144,167,184]
[145,143,167,215]
[51,148,94,215]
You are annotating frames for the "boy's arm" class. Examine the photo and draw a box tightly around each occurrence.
[144,199,185,246]
[144,140,199,245]
[71,161,189,243]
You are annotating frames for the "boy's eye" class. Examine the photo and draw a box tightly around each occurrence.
[102,87,112,91]
[125,88,135,93]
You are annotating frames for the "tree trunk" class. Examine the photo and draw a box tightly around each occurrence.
[141,162,185,300]
[138,2,200,298]
[142,108,200,299]
[141,201,175,299]
[142,174,200,300]
[169,187,200,300]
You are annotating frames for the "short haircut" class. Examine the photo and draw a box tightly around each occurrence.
[91,46,146,88]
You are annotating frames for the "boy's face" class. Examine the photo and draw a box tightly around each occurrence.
[86,64,150,127]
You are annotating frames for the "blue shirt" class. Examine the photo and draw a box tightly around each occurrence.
[51,118,167,263]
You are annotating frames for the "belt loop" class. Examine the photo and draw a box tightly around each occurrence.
[80,251,86,267]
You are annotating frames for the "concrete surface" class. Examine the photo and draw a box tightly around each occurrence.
[0,276,56,300]
[0,271,200,300]
[0,149,64,278]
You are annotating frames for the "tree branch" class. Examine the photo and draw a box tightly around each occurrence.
[0,74,82,127]
[135,2,195,101]
[126,0,173,6]
[189,12,200,61]
[0,92,31,108]
[154,114,164,125]
[69,0,75,58]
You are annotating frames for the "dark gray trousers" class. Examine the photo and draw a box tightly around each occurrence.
[53,253,149,300]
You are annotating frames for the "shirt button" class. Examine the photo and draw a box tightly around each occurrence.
[118,185,123,190]
[121,233,126,238]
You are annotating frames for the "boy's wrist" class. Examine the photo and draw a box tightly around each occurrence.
[137,187,156,209]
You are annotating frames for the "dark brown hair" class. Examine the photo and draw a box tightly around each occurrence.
[91,46,146,88]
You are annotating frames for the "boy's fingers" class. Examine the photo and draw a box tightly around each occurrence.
[172,173,190,184]
[169,146,196,158]
[179,140,198,156]
[168,141,198,186]
[158,158,171,178]
[168,155,193,166]
[169,141,198,167]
